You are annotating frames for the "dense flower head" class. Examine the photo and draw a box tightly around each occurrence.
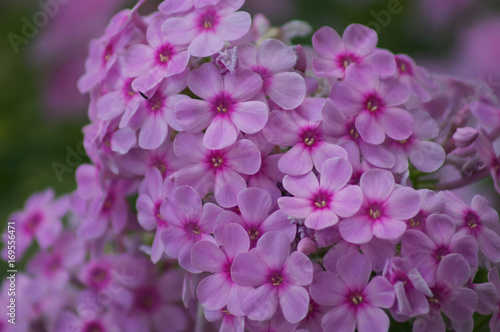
[6,0,500,331]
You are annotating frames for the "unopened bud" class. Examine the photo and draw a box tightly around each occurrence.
[297,237,317,255]
[453,127,479,148]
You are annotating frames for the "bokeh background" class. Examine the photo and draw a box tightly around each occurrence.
[1,0,500,291]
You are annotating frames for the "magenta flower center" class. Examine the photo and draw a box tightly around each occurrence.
[269,272,284,286]
[364,94,384,112]
[349,123,360,139]
[103,44,114,64]
[368,204,382,219]
[396,58,414,75]
[434,246,449,262]
[337,52,360,69]
[465,212,480,229]
[154,202,166,226]
[102,193,115,213]
[211,156,224,168]
[24,212,43,234]
[152,158,168,175]
[200,10,218,30]
[313,191,331,209]
[45,256,61,276]
[212,94,233,114]
[147,94,164,113]
[247,227,260,241]
[124,78,136,98]
[89,267,110,288]
[349,292,364,306]
[185,222,201,235]
[83,321,105,332]
[301,127,321,147]
[157,44,174,64]
[408,211,424,228]
[135,287,161,312]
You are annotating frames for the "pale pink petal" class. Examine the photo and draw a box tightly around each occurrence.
[173,132,207,162]
[279,284,310,323]
[256,232,290,269]
[305,208,339,230]
[220,223,250,259]
[364,49,397,78]
[312,143,348,173]
[215,11,251,41]
[175,99,214,132]
[384,187,421,220]
[197,274,231,310]
[319,157,352,192]
[283,252,313,286]
[322,306,356,332]
[237,188,272,225]
[125,45,155,77]
[360,169,394,202]
[355,111,385,144]
[224,69,262,101]
[189,31,225,57]
[329,82,363,117]
[378,79,410,106]
[139,114,168,150]
[241,284,278,321]
[312,26,344,58]
[345,63,379,93]
[203,115,238,149]
[364,276,395,308]
[377,107,414,141]
[356,306,390,332]
[282,172,319,197]
[266,72,306,110]
[408,140,445,173]
[191,241,226,273]
[161,16,198,45]
[214,168,247,207]
[257,39,297,73]
[331,186,363,218]
[224,139,261,174]
[372,217,407,240]
[343,24,377,56]
[278,144,313,175]
[174,185,202,221]
[231,252,269,286]
[278,197,314,219]
[339,216,373,244]
[188,63,223,100]
[230,101,268,134]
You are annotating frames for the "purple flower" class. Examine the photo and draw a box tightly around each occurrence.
[175,63,268,149]
[401,214,478,285]
[133,71,189,150]
[382,257,433,320]
[488,268,500,331]
[395,54,436,102]
[172,132,261,207]
[322,98,396,169]
[312,24,396,80]
[412,254,477,332]
[125,17,190,94]
[279,157,363,230]
[204,307,245,332]
[310,252,395,332]
[339,169,420,244]
[160,185,223,272]
[136,168,175,263]
[3,189,68,260]
[231,232,313,323]
[330,64,413,145]
[191,223,252,315]
[161,0,251,57]
[263,110,348,175]
[238,38,306,109]
[388,109,445,173]
[159,0,221,15]
[444,193,500,263]
[405,189,444,232]
[215,188,296,247]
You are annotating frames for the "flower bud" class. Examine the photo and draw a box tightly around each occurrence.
[453,127,479,148]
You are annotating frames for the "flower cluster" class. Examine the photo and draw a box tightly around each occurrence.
[4,0,500,331]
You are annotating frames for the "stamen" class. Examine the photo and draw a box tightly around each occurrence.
[352,295,363,305]
[304,137,315,146]
[204,21,212,29]
[369,208,381,219]
[315,200,327,208]
[159,54,169,63]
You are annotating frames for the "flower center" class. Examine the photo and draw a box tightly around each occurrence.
[186,222,201,235]
[313,191,330,209]
[247,228,260,241]
[157,44,174,64]
[338,52,359,69]
[408,212,424,228]
[200,10,217,30]
[24,212,43,233]
[466,212,479,229]
[212,94,232,114]
[212,157,224,168]
[350,293,363,305]
[349,123,359,139]
[396,57,413,75]
[434,246,448,262]
[368,205,382,219]
[301,128,320,147]
[135,287,160,312]
[365,94,383,112]
[270,272,284,286]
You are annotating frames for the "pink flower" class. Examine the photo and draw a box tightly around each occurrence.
[175,63,268,149]
[191,223,252,315]
[263,110,347,175]
[238,38,306,109]
[3,189,68,260]
[279,157,363,230]
[215,188,296,247]
[159,0,221,15]
[161,0,251,57]
[310,252,395,332]
[172,132,262,207]
[330,64,413,145]
[339,169,420,244]
[134,70,189,150]
[395,54,436,102]
[312,24,396,80]
[160,185,223,272]
[125,17,190,94]
[231,232,313,323]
